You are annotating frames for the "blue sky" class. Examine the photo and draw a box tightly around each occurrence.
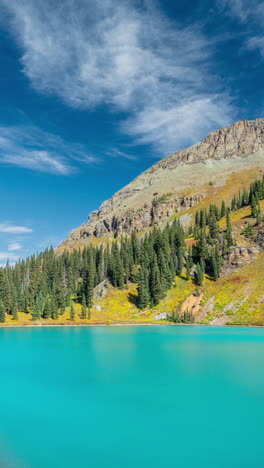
[0,0,263,263]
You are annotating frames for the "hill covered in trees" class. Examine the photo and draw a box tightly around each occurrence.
[0,175,263,326]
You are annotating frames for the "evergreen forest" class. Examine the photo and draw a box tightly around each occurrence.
[0,176,263,323]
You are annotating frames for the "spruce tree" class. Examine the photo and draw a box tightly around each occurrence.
[51,295,58,320]
[12,299,18,321]
[225,210,233,247]
[176,248,184,276]
[256,207,262,225]
[211,255,219,281]
[32,303,39,321]
[186,260,191,280]
[81,294,87,319]
[196,229,207,260]
[43,297,52,319]
[221,201,226,218]
[0,300,5,323]
[70,302,75,321]
[84,253,95,311]
[195,263,204,286]
[195,211,200,227]
[208,212,219,240]
[137,267,150,309]
[86,272,94,311]
[200,210,206,229]
[0,269,11,313]
[149,254,163,306]
[251,195,257,218]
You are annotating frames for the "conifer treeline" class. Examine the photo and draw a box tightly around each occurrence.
[0,175,263,322]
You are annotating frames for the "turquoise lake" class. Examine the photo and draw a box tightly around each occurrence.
[0,326,264,467]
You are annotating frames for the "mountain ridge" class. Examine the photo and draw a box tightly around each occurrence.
[59,118,264,250]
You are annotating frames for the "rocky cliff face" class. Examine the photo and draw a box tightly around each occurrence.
[60,118,264,249]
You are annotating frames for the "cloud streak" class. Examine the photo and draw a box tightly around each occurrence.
[0,252,20,261]
[8,242,22,251]
[0,0,235,153]
[0,125,97,174]
[219,0,264,57]
[0,222,32,234]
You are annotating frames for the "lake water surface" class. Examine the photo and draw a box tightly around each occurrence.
[0,326,264,467]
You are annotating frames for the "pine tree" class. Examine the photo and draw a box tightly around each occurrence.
[242,188,249,206]
[176,248,184,276]
[43,296,52,319]
[221,200,226,218]
[131,231,140,263]
[200,210,206,229]
[225,210,233,247]
[0,269,11,313]
[196,229,207,260]
[149,254,163,306]
[81,294,87,319]
[256,207,262,226]
[86,272,94,311]
[208,212,219,240]
[170,310,182,323]
[244,223,253,238]
[51,295,58,320]
[137,267,150,309]
[251,195,258,218]
[12,299,18,321]
[32,303,40,321]
[195,263,204,286]
[186,260,191,280]
[195,211,200,227]
[84,252,95,311]
[70,302,75,321]
[211,255,219,281]
[0,300,5,323]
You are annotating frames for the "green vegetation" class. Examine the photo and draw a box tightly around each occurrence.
[0,300,5,323]
[0,175,263,324]
[81,294,87,319]
[152,192,172,206]
[169,310,195,324]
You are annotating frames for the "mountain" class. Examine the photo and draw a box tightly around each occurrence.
[60,118,264,250]
[1,118,264,328]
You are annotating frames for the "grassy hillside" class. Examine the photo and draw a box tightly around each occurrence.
[2,172,264,327]
[3,250,263,327]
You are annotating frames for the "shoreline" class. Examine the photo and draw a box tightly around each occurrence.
[0,322,263,329]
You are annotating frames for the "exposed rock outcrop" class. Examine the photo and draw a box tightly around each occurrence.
[64,194,204,243]
[221,246,260,276]
[60,118,264,249]
[255,224,264,249]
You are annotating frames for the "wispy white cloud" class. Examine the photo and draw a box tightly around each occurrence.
[246,34,264,57]
[0,222,32,234]
[0,0,235,153]
[0,125,97,174]
[0,252,20,261]
[219,0,253,22]
[8,242,22,251]
[219,0,264,56]
[1,147,71,175]
[106,148,138,161]
[219,0,264,21]
[123,97,233,154]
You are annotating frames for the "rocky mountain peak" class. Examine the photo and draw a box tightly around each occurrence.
[59,118,264,250]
